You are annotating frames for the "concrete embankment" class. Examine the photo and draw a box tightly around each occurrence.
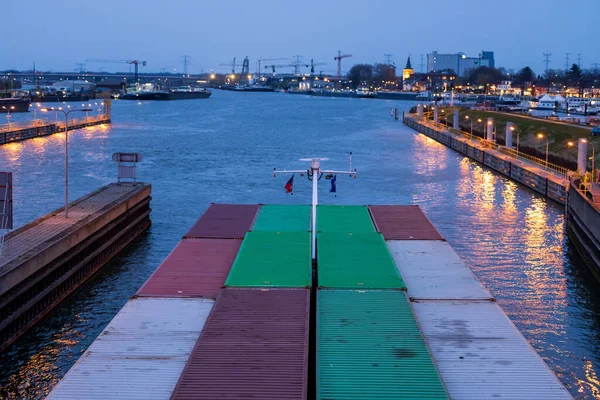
[0,183,151,351]
[0,115,111,145]
[566,181,600,280]
[403,113,569,205]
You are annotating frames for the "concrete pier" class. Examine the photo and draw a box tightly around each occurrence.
[0,115,111,145]
[0,183,151,351]
[403,113,569,204]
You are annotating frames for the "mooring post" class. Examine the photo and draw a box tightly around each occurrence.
[453,109,459,130]
[505,122,514,149]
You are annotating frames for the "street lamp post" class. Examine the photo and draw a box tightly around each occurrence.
[511,125,521,157]
[465,115,473,140]
[41,107,92,218]
[2,106,14,129]
[537,133,549,171]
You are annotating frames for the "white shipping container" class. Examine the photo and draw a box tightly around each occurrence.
[412,301,573,400]
[387,240,493,300]
[46,297,214,400]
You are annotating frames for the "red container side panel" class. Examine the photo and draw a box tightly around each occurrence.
[368,205,445,241]
[137,239,241,299]
[170,288,310,400]
[184,204,260,239]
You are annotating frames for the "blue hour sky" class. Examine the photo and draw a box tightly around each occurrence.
[4,0,600,76]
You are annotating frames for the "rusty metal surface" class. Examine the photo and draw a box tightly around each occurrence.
[170,288,310,400]
[183,204,260,239]
[137,239,241,299]
[368,205,445,241]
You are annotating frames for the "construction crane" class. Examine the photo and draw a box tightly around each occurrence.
[306,59,327,74]
[219,57,244,74]
[264,64,295,74]
[334,51,352,81]
[86,59,147,82]
[256,57,287,78]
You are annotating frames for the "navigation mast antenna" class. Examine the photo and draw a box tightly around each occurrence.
[420,54,424,73]
[565,53,570,71]
[274,154,357,260]
[543,53,552,75]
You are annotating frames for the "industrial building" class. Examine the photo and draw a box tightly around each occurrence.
[427,51,495,76]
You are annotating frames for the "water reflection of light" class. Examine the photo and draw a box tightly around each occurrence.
[579,358,600,398]
[30,137,49,155]
[501,181,517,215]
[1,142,25,164]
[411,134,448,177]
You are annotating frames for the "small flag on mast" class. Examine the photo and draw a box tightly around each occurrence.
[285,174,294,193]
[330,175,337,193]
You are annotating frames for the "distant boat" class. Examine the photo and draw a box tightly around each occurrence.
[0,97,30,113]
[415,91,432,101]
[120,86,211,100]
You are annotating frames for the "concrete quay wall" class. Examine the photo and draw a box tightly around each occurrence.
[0,117,111,145]
[403,115,568,205]
[567,181,600,280]
[0,183,152,351]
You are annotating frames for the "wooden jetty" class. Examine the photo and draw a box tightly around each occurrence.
[0,182,151,351]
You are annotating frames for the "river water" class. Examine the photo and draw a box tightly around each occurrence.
[1,91,599,399]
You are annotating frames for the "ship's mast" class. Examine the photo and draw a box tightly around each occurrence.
[274,154,357,260]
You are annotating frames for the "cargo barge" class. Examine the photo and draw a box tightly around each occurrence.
[46,204,573,399]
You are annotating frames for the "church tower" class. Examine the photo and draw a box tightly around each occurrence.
[403,56,414,80]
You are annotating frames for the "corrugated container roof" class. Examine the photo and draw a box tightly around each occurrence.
[387,240,493,300]
[137,239,241,298]
[170,288,310,400]
[412,301,573,400]
[46,298,214,400]
[317,205,375,233]
[318,232,405,289]
[368,205,445,240]
[251,204,311,231]
[317,290,448,400]
[184,204,260,239]
[225,231,311,287]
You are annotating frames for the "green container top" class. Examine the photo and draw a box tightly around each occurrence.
[317,205,375,233]
[252,205,311,232]
[318,232,405,289]
[225,231,311,288]
[317,290,448,400]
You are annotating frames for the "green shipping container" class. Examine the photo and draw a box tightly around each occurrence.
[251,205,311,232]
[225,231,311,287]
[317,205,375,233]
[318,232,405,289]
[317,290,448,400]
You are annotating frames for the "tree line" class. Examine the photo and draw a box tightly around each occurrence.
[346,64,397,89]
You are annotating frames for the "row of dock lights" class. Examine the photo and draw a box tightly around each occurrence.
[418,104,597,179]
[40,106,92,218]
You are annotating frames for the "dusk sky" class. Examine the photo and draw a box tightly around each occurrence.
[4,0,600,76]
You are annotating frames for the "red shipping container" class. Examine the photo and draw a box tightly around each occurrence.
[137,239,241,299]
[368,205,445,241]
[170,288,310,400]
[184,204,260,239]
